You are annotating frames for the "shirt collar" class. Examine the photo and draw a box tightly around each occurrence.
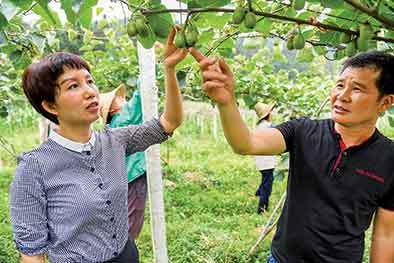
[49,130,96,153]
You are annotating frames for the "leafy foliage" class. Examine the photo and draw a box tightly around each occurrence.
[0,0,394,122]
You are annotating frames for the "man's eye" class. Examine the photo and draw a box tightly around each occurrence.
[88,79,95,84]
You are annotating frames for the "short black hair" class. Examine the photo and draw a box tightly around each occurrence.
[342,51,394,97]
[22,52,90,124]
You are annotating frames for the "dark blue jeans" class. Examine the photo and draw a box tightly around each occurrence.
[267,253,279,263]
[255,169,274,213]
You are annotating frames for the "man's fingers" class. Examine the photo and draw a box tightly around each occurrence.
[200,58,217,71]
[203,81,225,91]
[202,70,227,83]
[218,58,233,76]
[189,47,206,62]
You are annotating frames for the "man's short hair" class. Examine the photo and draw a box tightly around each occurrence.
[22,52,90,124]
[342,51,394,97]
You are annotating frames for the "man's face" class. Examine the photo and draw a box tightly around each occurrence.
[330,66,385,128]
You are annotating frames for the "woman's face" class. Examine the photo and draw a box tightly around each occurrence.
[45,67,100,127]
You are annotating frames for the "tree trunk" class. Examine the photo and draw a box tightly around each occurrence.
[137,43,168,263]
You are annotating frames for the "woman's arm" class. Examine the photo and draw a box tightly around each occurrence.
[20,254,45,263]
[160,26,188,134]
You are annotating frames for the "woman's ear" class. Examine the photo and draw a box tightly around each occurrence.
[41,100,58,116]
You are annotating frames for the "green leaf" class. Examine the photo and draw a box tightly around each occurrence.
[31,32,46,53]
[0,30,7,45]
[146,4,173,39]
[296,48,314,63]
[33,0,61,26]
[60,0,77,25]
[255,18,272,34]
[95,6,103,16]
[79,0,98,28]
[320,0,343,9]
[33,1,61,26]
[10,49,31,69]
[9,0,32,10]
[0,12,8,30]
[183,0,230,8]
[136,25,156,49]
[1,0,20,21]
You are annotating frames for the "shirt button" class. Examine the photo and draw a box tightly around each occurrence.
[86,151,91,156]
[112,234,117,239]
[110,217,114,222]
[336,168,340,173]
[98,183,103,189]
[113,252,118,256]
[343,151,347,156]
[90,167,95,172]
[106,200,111,205]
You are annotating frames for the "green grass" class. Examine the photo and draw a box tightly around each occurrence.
[0,116,375,262]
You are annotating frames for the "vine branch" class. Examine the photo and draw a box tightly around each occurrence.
[139,7,394,44]
[343,0,394,29]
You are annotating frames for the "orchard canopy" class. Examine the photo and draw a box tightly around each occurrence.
[1,0,394,120]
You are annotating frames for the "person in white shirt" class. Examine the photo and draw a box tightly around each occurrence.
[254,102,277,213]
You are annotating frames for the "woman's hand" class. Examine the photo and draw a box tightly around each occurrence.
[163,26,188,69]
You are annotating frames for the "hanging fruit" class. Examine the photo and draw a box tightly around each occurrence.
[293,32,305,49]
[346,40,357,57]
[127,21,137,37]
[232,6,247,24]
[244,11,257,29]
[135,17,149,38]
[174,29,186,48]
[286,36,295,50]
[293,0,305,10]
[339,32,351,44]
[185,23,199,47]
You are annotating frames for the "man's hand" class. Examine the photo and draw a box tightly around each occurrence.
[163,26,188,69]
[189,47,236,106]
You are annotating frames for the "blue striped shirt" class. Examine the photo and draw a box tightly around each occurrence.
[9,118,169,262]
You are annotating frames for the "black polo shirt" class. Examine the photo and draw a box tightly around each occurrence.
[271,117,394,263]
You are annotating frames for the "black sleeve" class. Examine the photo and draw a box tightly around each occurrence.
[275,117,309,152]
[379,180,394,210]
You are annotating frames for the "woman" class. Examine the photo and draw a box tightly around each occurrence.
[9,27,187,263]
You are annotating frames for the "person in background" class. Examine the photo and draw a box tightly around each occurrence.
[253,102,277,214]
[100,84,148,240]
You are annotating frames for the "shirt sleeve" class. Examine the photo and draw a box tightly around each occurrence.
[110,117,170,156]
[9,152,49,256]
[379,179,394,210]
[275,117,308,152]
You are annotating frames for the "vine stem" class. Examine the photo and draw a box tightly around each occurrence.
[137,7,394,43]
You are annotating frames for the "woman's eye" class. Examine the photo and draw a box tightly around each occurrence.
[68,84,78,90]
[88,79,95,84]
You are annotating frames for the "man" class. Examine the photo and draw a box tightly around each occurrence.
[190,49,394,263]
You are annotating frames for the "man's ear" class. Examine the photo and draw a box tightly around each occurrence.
[41,100,58,116]
[379,94,394,114]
